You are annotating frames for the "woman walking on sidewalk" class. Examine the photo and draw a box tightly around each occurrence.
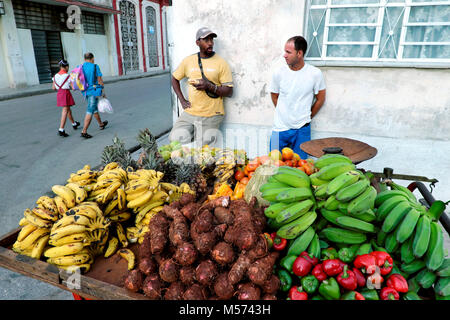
[52,59,80,137]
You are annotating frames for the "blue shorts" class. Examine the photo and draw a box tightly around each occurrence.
[86,95,99,115]
[270,124,311,159]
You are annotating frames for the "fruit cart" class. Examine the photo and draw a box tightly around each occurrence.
[0,135,448,300]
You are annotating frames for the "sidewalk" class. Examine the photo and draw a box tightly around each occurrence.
[0,69,170,102]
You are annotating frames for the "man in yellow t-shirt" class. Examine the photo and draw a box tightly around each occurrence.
[170,27,233,147]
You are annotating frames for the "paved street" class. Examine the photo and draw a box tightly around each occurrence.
[0,74,173,299]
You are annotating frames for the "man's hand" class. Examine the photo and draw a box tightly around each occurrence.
[181,99,191,109]
[193,78,215,92]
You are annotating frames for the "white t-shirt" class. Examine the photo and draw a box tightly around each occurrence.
[53,73,71,90]
[269,63,326,132]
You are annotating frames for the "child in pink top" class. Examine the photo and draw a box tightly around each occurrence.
[52,59,80,137]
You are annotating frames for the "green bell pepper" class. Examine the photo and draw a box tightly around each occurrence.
[280,255,297,274]
[300,275,319,294]
[277,269,292,292]
[321,247,338,260]
[356,242,372,255]
[310,295,324,300]
[318,277,341,300]
[338,245,359,264]
[435,293,450,300]
[341,291,364,300]
[360,288,379,300]
[403,291,422,300]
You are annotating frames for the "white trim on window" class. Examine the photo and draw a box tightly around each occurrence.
[304,0,450,68]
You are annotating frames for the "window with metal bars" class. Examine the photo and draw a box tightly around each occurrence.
[82,11,105,35]
[304,0,450,66]
[12,0,73,32]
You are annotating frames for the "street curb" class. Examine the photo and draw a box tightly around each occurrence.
[0,70,170,102]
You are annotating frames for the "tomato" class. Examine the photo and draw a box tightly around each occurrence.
[293,153,301,161]
[246,163,259,172]
[284,160,294,167]
[281,147,294,161]
[273,160,285,167]
[234,170,245,181]
[298,166,306,173]
[303,163,314,175]
[298,159,308,166]
[248,171,255,179]
[240,177,249,185]
[259,155,270,165]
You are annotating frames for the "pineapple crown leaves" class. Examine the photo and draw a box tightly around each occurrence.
[101,135,137,170]
[137,128,159,155]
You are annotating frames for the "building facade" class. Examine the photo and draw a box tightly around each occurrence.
[0,0,171,89]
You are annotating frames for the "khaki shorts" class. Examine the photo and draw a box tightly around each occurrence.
[169,112,224,148]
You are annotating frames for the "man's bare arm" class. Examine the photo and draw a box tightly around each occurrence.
[271,92,279,107]
[193,79,233,97]
[171,76,191,109]
[311,89,326,118]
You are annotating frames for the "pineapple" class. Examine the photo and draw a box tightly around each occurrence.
[101,136,137,170]
[174,162,208,198]
[136,128,164,170]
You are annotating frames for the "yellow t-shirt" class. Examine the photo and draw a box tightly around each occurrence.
[172,53,233,117]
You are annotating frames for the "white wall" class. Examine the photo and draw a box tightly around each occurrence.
[16,29,40,86]
[0,36,9,89]
[61,31,84,69]
[84,34,112,76]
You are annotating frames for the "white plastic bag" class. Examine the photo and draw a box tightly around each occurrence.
[98,97,113,113]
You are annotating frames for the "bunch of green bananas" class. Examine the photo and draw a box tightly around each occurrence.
[309,154,377,244]
[261,166,317,239]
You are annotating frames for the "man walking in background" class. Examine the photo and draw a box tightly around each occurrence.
[269,36,326,159]
[169,27,234,148]
[80,52,108,139]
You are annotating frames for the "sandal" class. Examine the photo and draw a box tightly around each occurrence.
[99,120,108,130]
[72,121,80,130]
[81,132,92,139]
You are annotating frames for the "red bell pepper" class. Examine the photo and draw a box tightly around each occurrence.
[292,256,313,277]
[288,286,308,300]
[380,287,399,300]
[353,254,377,274]
[337,265,358,291]
[370,251,393,275]
[386,274,409,293]
[271,233,287,251]
[354,291,365,300]
[352,267,366,287]
[312,263,327,281]
[322,259,343,277]
[300,251,319,266]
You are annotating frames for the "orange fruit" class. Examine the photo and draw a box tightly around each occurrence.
[284,160,294,167]
[281,147,294,161]
[259,155,270,165]
[234,170,245,181]
[240,177,249,185]
[246,163,259,172]
[293,153,301,161]
[273,160,285,167]
[248,171,254,179]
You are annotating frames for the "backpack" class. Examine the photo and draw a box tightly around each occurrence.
[69,64,86,91]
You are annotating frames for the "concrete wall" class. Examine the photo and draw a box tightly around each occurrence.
[168,0,450,202]
[16,29,40,86]
[0,36,9,89]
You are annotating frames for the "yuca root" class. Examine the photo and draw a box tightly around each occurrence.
[149,212,169,254]
[247,252,279,286]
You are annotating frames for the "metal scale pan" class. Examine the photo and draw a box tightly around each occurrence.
[300,137,378,164]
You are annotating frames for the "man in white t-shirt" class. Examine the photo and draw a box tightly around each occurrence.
[269,36,326,159]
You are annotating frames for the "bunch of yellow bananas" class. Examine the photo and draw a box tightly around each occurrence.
[66,164,98,193]
[44,201,109,273]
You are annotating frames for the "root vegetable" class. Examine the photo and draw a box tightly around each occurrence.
[142,274,162,299]
[149,212,169,254]
[174,242,198,266]
[168,211,190,247]
[164,281,184,300]
[211,242,235,266]
[213,223,227,238]
[261,274,280,294]
[200,196,230,211]
[192,229,217,255]
[124,269,144,293]
[247,234,269,261]
[213,272,235,300]
[138,257,157,276]
[180,202,200,221]
[237,282,261,300]
[138,233,152,259]
[179,266,196,285]
[192,209,213,234]
[247,252,279,286]
[195,260,218,286]
[228,253,253,285]
[179,193,195,207]
[214,207,234,225]
[262,294,277,300]
[159,258,178,283]
[183,284,208,300]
